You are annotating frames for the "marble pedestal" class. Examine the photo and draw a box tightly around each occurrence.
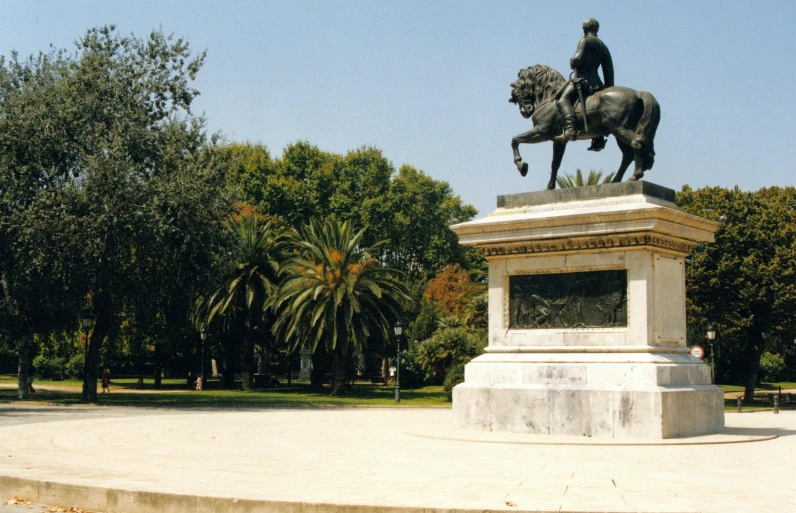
[451,182,724,438]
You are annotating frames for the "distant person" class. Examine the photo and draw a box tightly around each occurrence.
[194,375,203,391]
[101,368,110,393]
[388,365,396,385]
[26,364,36,394]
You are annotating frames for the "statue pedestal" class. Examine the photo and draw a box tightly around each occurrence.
[451,182,724,438]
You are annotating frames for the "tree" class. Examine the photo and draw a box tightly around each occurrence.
[678,185,796,400]
[274,219,410,395]
[0,26,229,402]
[413,264,488,396]
[556,169,615,188]
[366,165,482,282]
[198,215,288,391]
[414,315,486,396]
[423,264,482,318]
[222,142,483,282]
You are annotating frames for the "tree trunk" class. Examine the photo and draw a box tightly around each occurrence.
[221,331,237,387]
[81,312,110,403]
[330,343,347,396]
[242,329,255,391]
[17,335,34,400]
[743,334,764,402]
[310,345,329,392]
[153,341,162,389]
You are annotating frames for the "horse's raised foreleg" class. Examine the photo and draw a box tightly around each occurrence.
[511,127,544,177]
[549,141,566,190]
[611,140,634,182]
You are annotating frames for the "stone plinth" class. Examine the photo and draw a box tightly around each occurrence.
[451,182,724,438]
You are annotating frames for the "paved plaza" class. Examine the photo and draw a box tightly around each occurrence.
[0,404,794,513]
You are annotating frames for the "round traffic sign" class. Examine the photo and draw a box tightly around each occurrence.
[690,345,705,359]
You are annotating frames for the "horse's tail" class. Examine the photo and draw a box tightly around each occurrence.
[635,91,660,171]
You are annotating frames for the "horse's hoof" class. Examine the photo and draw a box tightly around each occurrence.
[520,163,528,177]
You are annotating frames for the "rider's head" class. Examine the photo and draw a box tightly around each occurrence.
[582,18,599,36]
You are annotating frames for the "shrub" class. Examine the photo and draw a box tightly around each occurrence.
[415,322,486,388]
[397,350,428,390]
[65,353,85,379]
[443,362,465,400]
[760,352,786,382]
[32,355,66,380]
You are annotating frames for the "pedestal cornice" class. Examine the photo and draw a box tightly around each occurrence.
[452,183,721,257]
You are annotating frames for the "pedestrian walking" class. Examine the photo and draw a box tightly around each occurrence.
[101,368,110,393]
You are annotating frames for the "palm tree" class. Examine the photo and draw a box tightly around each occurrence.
[198,214,288,391]
[274,218,409,395]
[556,169,615,188]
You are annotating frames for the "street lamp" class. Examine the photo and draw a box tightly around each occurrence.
[199,327,207,391]
[393,320,403,403]
[79,309,96,400]
[706,325,716,384]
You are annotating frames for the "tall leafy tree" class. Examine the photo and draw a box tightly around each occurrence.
[678,185,796,400]
[0,26,228,402]
[198,215,288,391]
[366,165,482,282]
[274,219,410,395]
[222,142,482,281]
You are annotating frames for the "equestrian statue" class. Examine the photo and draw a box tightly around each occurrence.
[509,18,660,190]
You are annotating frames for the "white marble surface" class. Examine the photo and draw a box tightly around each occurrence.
[0,405,793,513]
[452,189,724,438]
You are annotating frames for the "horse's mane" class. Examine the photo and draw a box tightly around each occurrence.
[509,65,566,104]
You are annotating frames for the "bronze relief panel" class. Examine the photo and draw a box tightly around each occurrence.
[509,270,627,329]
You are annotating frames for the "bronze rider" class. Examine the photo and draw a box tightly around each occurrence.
[557,18,614,151]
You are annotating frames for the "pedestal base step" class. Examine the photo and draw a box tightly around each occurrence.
[452,383,724,439]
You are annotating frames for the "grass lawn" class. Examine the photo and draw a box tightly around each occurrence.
[3,375,794,410]
[0,375,450,408]
[718,382,796,393]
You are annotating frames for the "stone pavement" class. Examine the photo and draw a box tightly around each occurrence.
[0,404,794,513]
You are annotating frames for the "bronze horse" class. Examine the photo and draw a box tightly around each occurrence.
[509,65,660,190]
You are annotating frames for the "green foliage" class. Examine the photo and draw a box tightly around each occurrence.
[64,353,86,379]
[556,169,615,188]
[397,349,427,389]
[32,355,65,380]
[759,352,786,383]
[0,25,231,401]
[274,218,411,394]
[412,261,489,394]
[0,25,486,397]
[370,165,483,281]
[414,324,485,385]
[410,301,439,343]
[678,185,796,399]
[197,214,290,391]
[443,362,466,400]
[221,141,482,282]
[201,215,287,327]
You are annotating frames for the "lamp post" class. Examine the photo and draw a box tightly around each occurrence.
[393,320,403,403]
[79,309,96,401]
[706,325,716,384]
[199,327,207,391]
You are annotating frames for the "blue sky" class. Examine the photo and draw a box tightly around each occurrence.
[2,1,794,217]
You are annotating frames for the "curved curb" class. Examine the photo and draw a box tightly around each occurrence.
[0,475,537,513]
[405,431,779,447]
